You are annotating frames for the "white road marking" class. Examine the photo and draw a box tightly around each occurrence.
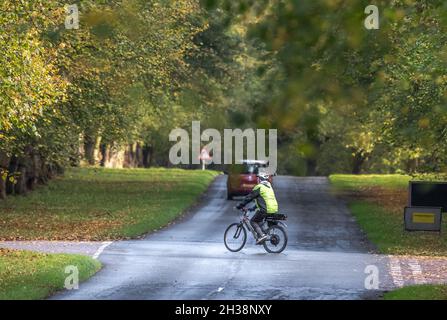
[93,241,113,259]
[217,287,224,292]
[408,260,426,285]
[389,256,404,287]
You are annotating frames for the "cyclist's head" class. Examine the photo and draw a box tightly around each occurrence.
[257,172,270,183]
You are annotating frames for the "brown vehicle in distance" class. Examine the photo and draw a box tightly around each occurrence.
[225,160,274,200]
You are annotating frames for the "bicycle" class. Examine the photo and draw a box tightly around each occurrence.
[224,207,288,253]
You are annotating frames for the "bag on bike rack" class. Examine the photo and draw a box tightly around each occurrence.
[266,213,287,221]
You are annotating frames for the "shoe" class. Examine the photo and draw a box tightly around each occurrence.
[256,234,268,244]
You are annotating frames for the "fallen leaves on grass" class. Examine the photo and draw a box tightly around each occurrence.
[341,186,407,214]
[0,214,126,241]
[0,168,218,241]
[0,249,45,284]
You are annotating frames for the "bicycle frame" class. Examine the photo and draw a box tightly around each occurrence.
[240,210,259,240]
[239,208,288,240]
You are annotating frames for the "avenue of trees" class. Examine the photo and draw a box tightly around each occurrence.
[1,0,447,199]
[0,0,274,198]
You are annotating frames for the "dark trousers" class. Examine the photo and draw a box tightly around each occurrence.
[250,210,267,237]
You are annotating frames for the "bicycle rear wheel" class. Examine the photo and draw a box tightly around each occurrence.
[263,225,287,253]
[224,223,247,252]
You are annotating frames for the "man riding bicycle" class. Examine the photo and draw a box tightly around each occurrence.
[236,172,278,244]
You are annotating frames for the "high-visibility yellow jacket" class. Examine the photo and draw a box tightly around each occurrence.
[242,181,278,214]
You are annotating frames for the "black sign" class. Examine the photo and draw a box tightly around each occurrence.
[409,181,447,212]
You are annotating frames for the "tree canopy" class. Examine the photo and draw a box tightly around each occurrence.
[1,0,447,199]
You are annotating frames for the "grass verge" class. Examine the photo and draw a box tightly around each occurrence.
[0,167,219,240]
[330,174,447,256]
[0,248,101,299]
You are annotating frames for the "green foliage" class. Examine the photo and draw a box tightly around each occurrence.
[3,0,446,180]
[316,140,354,176]
[0,0,269,195]
[221,0,447,175]
[0,0,67,154]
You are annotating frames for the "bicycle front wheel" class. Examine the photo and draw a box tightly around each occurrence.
[224,223,247,252]
[263,225,288,253]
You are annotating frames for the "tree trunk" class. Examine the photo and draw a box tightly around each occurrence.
[84,134,96,165]
[0,151,9,200]
[6,156,18,195]
[305,128,322,176]
[142,145,152,168]
[100,143,108,167]
[306,158,318,176]
[123,145,130,168]
[14,162,27,195]
[148,144,155,167]
[352,152,366,175]
[405,158,418,174]
[0,174,5,200]
[25,147,39,191]
[39,162,49,185]
[135,143,144,168]
[26,156,37,191]
[124,143,138,168]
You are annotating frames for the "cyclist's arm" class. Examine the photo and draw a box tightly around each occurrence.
[239,188,261,207]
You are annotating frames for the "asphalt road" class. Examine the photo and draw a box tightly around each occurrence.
[53,175,395,300]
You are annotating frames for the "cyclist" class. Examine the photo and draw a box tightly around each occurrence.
[236,172,278,244]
